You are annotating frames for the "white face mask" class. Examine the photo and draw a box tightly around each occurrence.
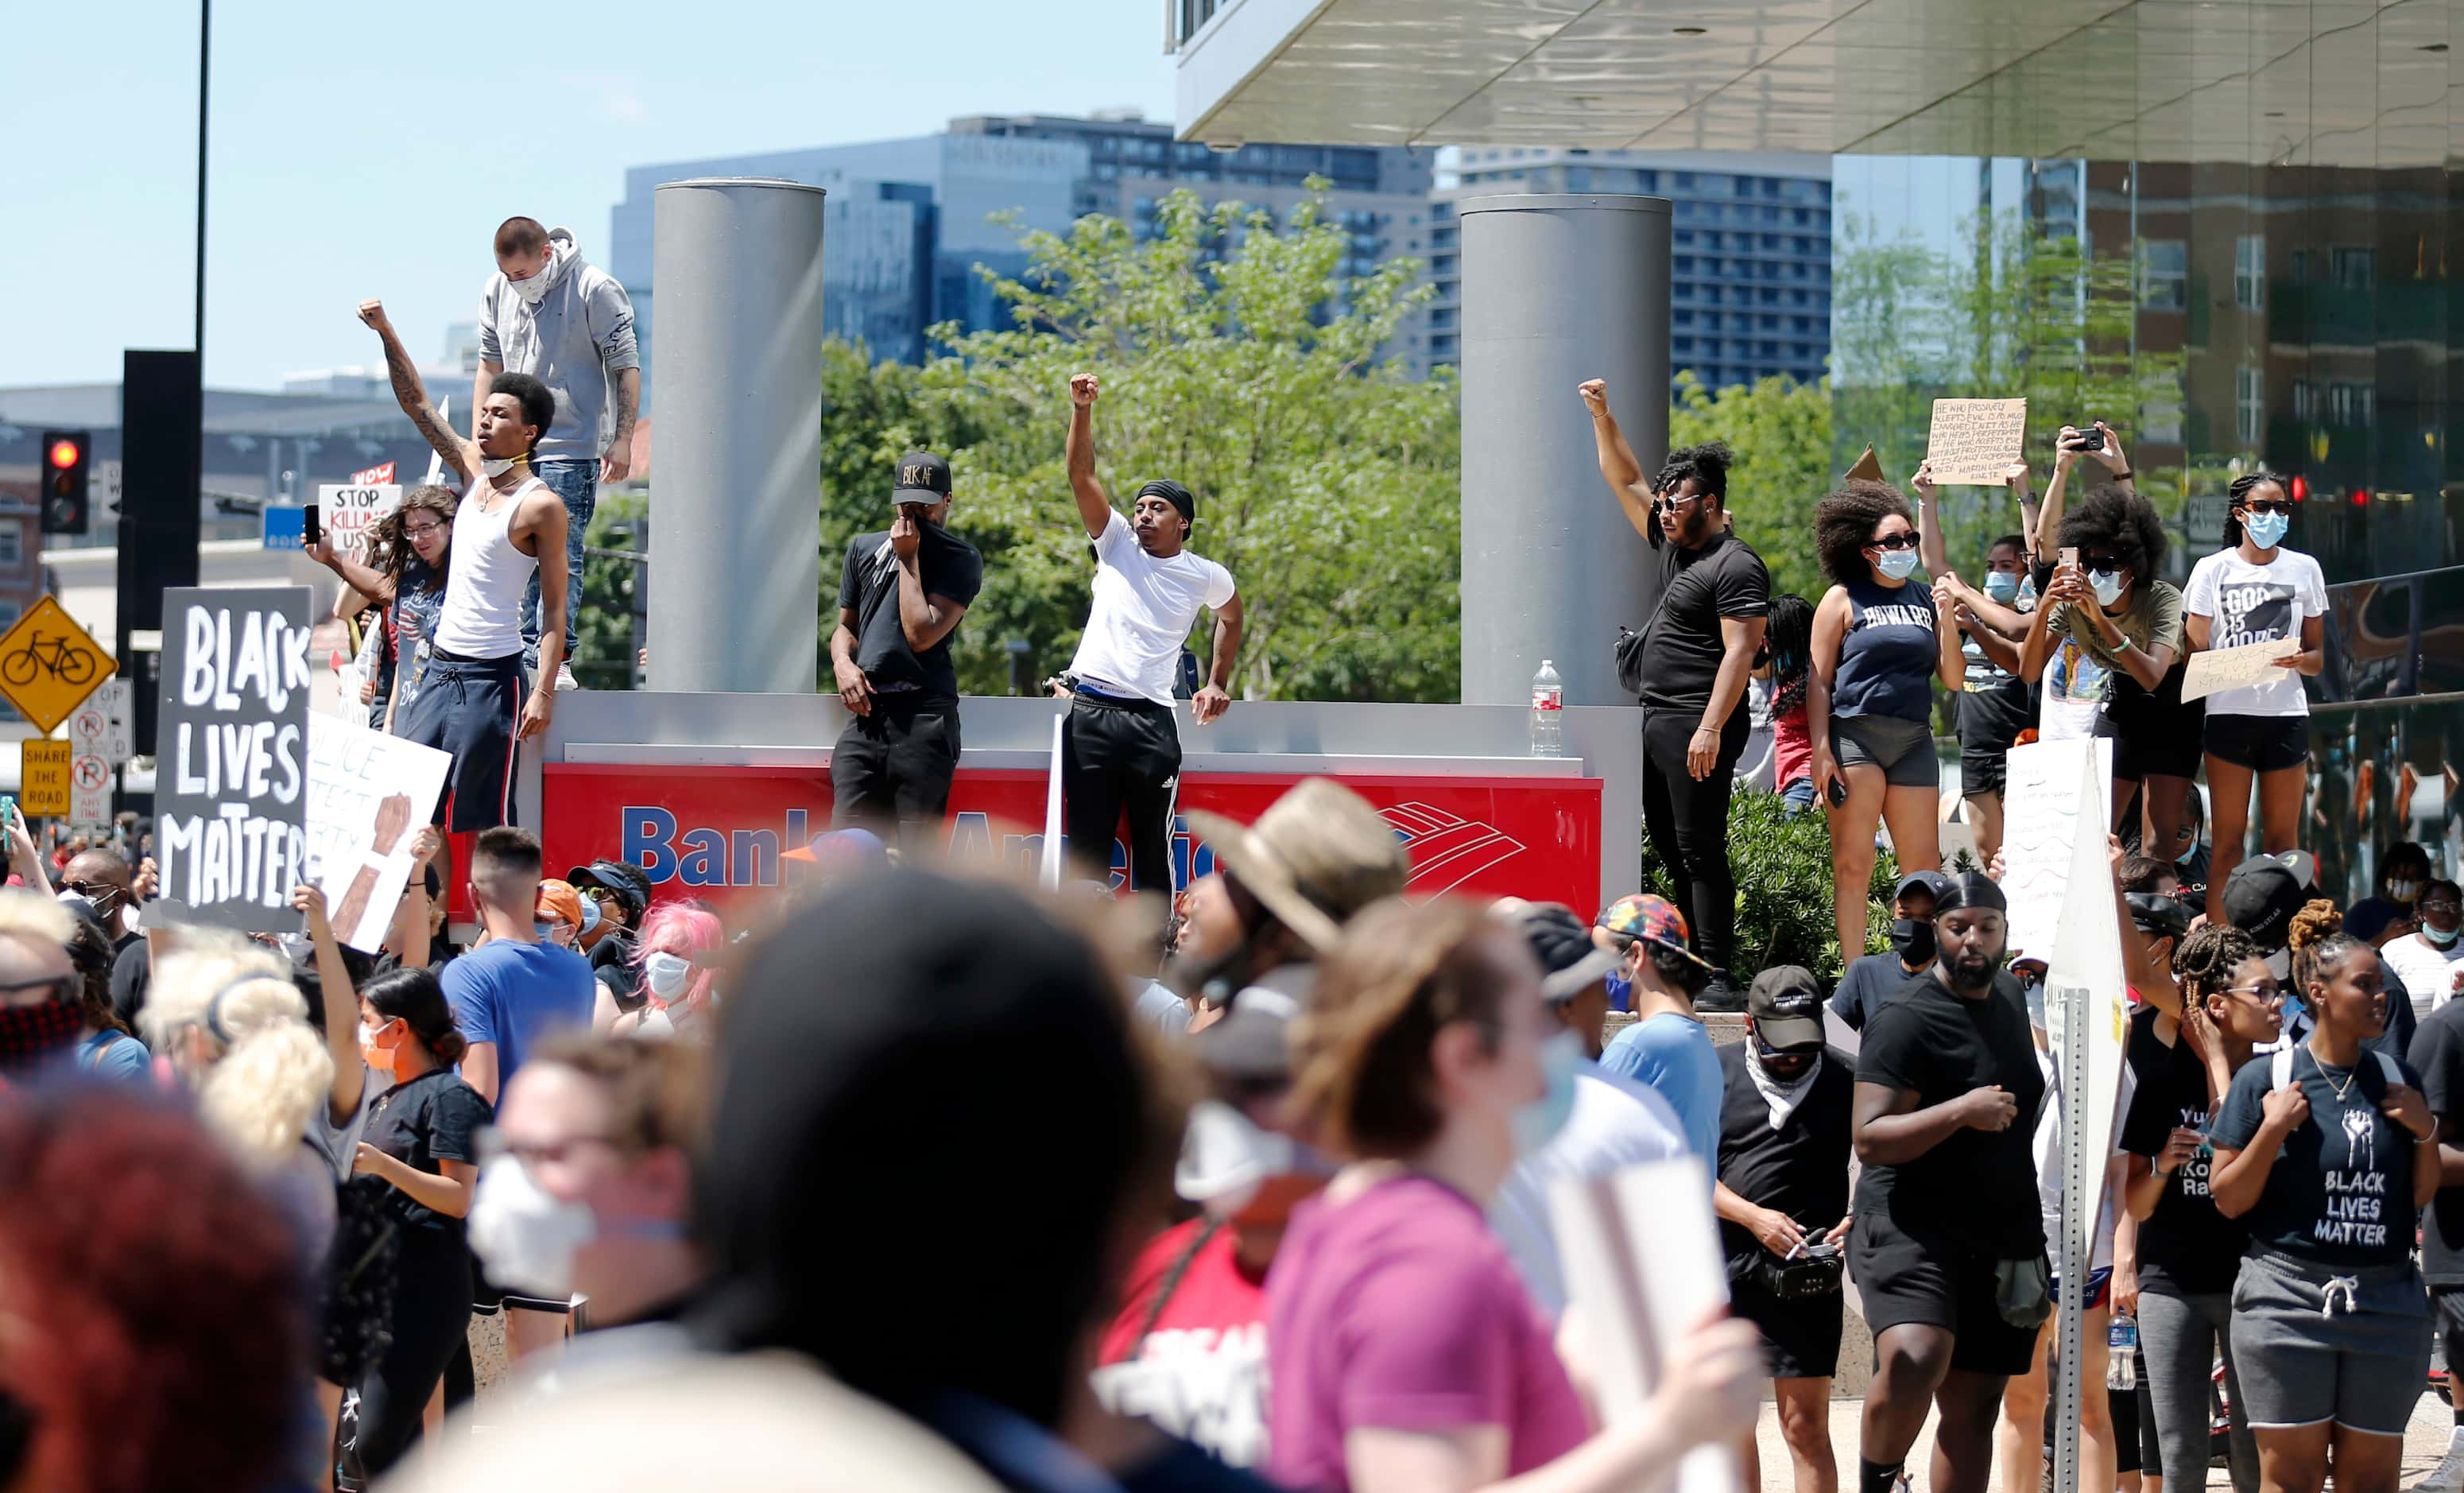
[644,951,692,1002]
[467,1154,595,1300]
[510,264,556,306]
[2387,879,2422,903]
[1875,548,1920,580]
[480,452,529,480]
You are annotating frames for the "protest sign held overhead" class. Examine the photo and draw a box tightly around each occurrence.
[304,715,451,952]
[1923,397,2028,485]
[156,588,314,933]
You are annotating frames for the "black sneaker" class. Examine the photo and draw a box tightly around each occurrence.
[1695,968,1747,1013]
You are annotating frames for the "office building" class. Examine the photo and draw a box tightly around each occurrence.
[1434,148,1831,388]
[606,111,1443,396]
[1165,0,2464,890]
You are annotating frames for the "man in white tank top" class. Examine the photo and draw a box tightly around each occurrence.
[354,299,570,834]
[1056,373,1243,894]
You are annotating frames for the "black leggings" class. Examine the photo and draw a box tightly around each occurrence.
[1063,694,1184,894]
[347,1232,471,1480]
[1641,705,1750,973]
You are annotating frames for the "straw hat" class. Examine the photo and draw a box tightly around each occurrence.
[1184,779,1410,955]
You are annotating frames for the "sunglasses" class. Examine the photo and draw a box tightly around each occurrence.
[1865,533,1920,552]
[2240,498,2295,516]
[62,881,122,904]
[2079,554,2125,574]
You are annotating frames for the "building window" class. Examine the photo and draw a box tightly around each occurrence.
[0,599,22,632]
[2331,246,2376,289]
[2141,240,2187,309]
[2289,248,2311,283]
[2234,234,2265,312]
[2292,379,2317,422]
[2236,365,2263,444]
[0,522,21,567]
[2329,382,2376,426]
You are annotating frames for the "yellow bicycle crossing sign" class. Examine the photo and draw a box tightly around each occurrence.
[0,596,114,735]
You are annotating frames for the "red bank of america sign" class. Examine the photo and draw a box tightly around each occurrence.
[542,764,1602,915]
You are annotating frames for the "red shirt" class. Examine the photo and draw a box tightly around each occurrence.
[1091,1219,1272,1468]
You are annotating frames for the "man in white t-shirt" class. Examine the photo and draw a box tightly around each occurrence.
[1057,373,1245,892]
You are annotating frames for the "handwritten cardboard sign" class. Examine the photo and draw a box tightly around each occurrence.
[2183,638,2300,702]
[155,588,313,933]
[316,483,402,564]
[304,715,451,952]
[1925,398,2028,485]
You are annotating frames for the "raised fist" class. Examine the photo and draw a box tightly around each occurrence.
[358,299,391,332]
[1577,379,1609,417]
[1069,373,1100,407]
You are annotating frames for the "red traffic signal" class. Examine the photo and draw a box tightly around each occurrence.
[37,431,90,537]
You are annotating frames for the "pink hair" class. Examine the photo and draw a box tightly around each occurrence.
[635,902,724,1010]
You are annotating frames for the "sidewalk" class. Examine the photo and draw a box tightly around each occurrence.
[1754,1389,2455,1491]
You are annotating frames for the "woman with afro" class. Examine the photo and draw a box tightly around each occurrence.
[1807,479,1962,960]
[2019,482,2200,854]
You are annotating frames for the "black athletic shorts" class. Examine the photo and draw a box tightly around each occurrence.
[2109,663,2204,781]
[1729,1271,1844,1380]
[1850,1211,2044,1377]
[2202,713,2309,774]
[2437,1287,2464,1379]
[1956,681,2030,801]
[397,648,525,832]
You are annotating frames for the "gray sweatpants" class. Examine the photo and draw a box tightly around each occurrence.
[2141,1289,2259,1493]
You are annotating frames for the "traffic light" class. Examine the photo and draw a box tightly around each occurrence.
[39,431,89,536]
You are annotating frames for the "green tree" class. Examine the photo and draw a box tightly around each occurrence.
[1667,370,1835,604]
[816,188,1463,701]
[572,491,646,688]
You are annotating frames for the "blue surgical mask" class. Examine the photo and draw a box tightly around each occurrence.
[2427,924,2459,949]
[2090,569,2127,607]
[1513,1032,1586,1156]
[1983,572,2021,604]
[1876,549,1921,580]
[2244,510,2290,550]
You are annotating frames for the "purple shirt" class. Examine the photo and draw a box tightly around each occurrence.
[1265,1174,1586,1491]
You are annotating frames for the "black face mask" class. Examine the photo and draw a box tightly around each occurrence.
[1889,918,1935,967]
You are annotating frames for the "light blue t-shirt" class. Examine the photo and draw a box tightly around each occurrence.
[74,1027,150,1082]
[442,940,596,1092]
[1598,1012,1725,1166]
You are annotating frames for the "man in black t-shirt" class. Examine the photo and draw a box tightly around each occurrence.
[2413,998,2464,1488]
[1714,966,1855,1493]
[828,451,986,848]
[1848,872,2045,1493]
[1581,378,1769,1006]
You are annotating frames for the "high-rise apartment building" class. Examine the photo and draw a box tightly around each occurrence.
[1432,148,1832,390]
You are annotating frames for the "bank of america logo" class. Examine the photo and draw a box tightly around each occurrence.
[1381,803,1524,894]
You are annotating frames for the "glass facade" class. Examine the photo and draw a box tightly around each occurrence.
[1839,114,2464,898]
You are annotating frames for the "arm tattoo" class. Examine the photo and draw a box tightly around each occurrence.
[382,332,470,481]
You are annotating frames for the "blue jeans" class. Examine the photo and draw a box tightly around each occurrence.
[521,458,595,673]
[1779,777,1817,814]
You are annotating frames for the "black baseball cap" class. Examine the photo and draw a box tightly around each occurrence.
[2223,851,2316,954]
[1746,965,1826,1051]
[1515,903,1623,1004]
[1894,870,1952,906]
[893,450,951,508]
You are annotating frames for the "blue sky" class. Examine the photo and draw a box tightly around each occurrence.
[0,0,1177,391]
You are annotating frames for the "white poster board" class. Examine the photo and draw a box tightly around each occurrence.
[1549,1157,1738,1493]
[316,483,403,564]
[1924,397,2028,485]
[304,715,451,952]
[1999,737,2114,963]
[2043,742,2132,1246]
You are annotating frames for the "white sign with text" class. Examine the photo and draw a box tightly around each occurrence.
[304,715,450,952]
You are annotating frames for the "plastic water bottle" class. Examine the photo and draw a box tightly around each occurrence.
[1530,659,1564,757]
[2106,1317,2137,1390]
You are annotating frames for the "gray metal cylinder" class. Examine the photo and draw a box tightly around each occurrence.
[1459,195,1671,706]
[647,178,826,693]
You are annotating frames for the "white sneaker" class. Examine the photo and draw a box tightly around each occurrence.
[554,664,579,692]
[2411,1431,2464,1493]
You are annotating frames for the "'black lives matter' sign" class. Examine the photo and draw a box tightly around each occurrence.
[156,588,312,932]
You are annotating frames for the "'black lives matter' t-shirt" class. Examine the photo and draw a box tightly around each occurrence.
[1854,971,2047,1257]
[1637,533,1769,713]
[838,522,986,700]
[1714,1042,1854,1274]
[2117,1007,2249,1295]
[2410,1001,2464,1286]
[2210,1045,2422,1269]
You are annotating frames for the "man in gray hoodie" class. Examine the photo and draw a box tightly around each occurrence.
[476,215,640,691]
